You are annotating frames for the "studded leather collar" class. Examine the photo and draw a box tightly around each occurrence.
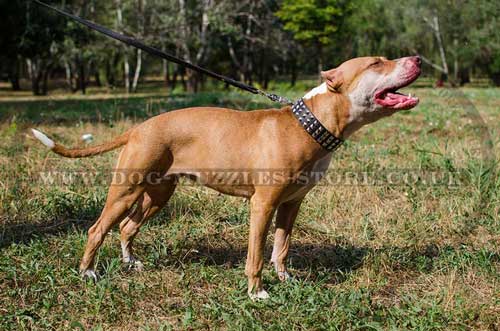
[291,98,344,152]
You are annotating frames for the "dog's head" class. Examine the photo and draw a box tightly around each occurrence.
[304,56,421,136]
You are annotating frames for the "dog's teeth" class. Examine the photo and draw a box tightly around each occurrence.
[409,93,412,98]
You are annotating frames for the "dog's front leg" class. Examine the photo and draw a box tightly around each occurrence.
[271,199,303,281]
[245,194,277,300]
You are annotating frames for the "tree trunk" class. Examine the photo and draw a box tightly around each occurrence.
[228,38,245,82]
[200,72,206,90]
[8,58,21,91]
[422,15,449,82]
[64,60,73,91]
[32,73,41,96]
[79,61,86,95]
[433,16,449,81]
[26,59,33,81]
[243,1,255,84]
[491,72,500,87]
[179,67,187,91]
[459,68,470,86]
[85,60,93,87]
[257,53,265,86]
[131,0,145,93]
[185,70,197,93]
[106,54,119,88]
[131,49,142,93]
[171,65,178,91]
[91,60,102,87]
[106,60,114,87]
[178,0,190,92]
[28,59,52,96]
[28,59,42,96]
[41,64,51,96]
[124,53,130,93]
[116,0,130,93]
[95,69,102,87]
[263,67,269,90]
[75,56,86,95]
[163,59,170,89]
[290,57,297,87]
[188,71,200,93]
[178,0,211,93]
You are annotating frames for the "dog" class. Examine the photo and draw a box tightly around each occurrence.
[32,56,421,299]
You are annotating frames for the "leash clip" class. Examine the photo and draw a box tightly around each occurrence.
[262,92,294,106]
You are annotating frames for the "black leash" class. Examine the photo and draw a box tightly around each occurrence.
[34,0,293,106]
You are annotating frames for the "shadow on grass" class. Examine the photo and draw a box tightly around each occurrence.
[3,198,498,286]
[165,241,368,284]
[161,239,500,284]
[0,218,96,249]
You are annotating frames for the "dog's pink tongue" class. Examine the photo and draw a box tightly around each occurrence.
[377,91,419,110]
[385,92,408,105]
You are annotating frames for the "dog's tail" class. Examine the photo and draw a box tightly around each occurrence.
[31,129,131,158]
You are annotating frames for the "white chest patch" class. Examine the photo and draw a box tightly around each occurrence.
[303,83,327,99]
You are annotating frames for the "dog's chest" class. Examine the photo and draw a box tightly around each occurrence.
[311,152,333,174]
[282,153,333,202]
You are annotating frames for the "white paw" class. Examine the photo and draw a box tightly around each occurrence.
[127,259,144,272]
[271,259,292,282]
[278,271,292,282]
[248,289,270,301]
[81,269,98,282]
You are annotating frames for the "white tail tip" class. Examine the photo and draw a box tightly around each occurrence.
[31,129,55,149]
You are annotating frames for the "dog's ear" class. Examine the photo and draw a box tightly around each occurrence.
[321,69,344,92]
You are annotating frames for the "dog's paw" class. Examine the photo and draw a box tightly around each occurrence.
[248,289,270,301]
[278,271,292,282]
[81,269,98,282]
[126,259,144,272]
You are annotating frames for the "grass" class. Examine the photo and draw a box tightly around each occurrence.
[0,81,499,330]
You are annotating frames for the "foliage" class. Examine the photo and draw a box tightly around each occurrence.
[0,0,499,94]
[276,0,346,46]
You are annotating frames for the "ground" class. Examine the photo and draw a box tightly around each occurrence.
[0,80,499,330]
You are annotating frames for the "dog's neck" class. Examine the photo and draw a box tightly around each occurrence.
[302,83,351,139]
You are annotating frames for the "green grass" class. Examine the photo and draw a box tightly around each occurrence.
[0,83,499,330]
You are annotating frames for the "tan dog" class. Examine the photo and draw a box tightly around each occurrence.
[32,56,421,299]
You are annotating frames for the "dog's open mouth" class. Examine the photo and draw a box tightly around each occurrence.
[375,88,419,110]
[374,73,420,110]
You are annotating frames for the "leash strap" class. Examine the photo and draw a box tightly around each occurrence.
[291,99,344,152]
[34,0,293,106]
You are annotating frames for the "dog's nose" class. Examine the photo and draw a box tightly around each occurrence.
[414,55,422,67]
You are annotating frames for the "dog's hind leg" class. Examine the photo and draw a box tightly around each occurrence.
[119,181,177,270]
[79,181,145,280]
[271,199,303,282]
[79,137,170,280]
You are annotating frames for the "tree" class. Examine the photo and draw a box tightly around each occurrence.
[0,0,67,95]
[377,0,499,86]
[466,0,500,86]
[177,0,218,92]
[0,1,23,90]
[1,0,498,95]
[276,0,349,77]
[219,0,299,86]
